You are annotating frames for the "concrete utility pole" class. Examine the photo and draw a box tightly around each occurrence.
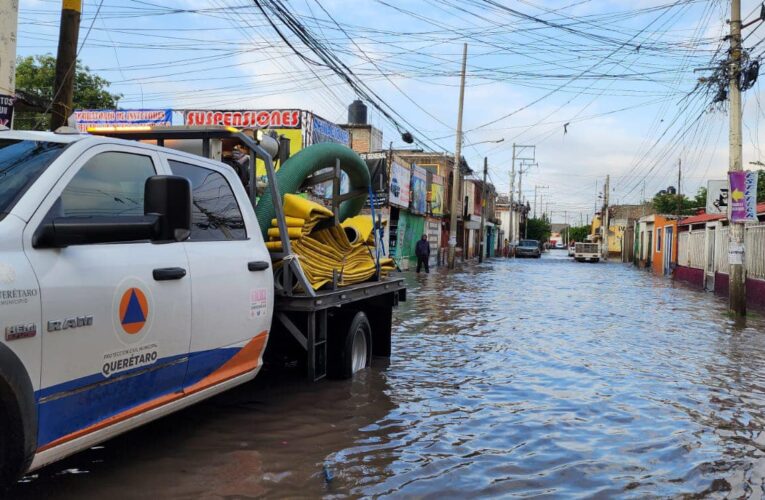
[677,158,682,218]
[520,161,538,239]
[509,144,517,245]
[51,0,82,130]
[448,43,468,270]
[602,175,610,260]
[728,0,746,317]
[0,1,19,98]
[533,185,549,219]
[479,157,488,263]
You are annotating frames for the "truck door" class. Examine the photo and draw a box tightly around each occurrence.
[165,158,273,390]
[23,146,192,449]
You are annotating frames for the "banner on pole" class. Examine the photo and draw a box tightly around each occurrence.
[728,170,759,222]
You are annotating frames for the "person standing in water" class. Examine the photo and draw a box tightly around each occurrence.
[415,234,430,273]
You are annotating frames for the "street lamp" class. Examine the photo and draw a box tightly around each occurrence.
[749,160,764,166]
[464,137,505,147]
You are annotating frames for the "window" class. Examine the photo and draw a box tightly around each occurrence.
[61,152,155,217]
[0,140,68,220]
[168,160,246,241]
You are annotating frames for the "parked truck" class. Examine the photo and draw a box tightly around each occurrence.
[0,125,404,484]
[574,242,601,262]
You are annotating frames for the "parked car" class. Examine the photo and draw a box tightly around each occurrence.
[516,239,541,258]
[554,241,566,249]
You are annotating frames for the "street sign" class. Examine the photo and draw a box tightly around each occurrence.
[706,180,728,215]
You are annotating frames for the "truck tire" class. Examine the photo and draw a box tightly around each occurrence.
[330,311,372,379]
[0,401,23,488]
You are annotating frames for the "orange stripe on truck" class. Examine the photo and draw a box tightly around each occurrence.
[38,332,268,452]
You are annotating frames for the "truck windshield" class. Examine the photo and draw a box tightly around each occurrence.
[0,139,68,220]
[519,240,538,247]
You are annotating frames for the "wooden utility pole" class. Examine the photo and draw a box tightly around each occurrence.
[448,43,468,269]
[51,0,82,130]
[479,157,488,263]
[728,0,746,318]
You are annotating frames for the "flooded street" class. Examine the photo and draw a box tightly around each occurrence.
[10,252,765,498]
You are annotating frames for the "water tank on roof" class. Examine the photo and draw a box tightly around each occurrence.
[348,99,368,124]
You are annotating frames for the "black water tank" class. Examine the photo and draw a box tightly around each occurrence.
[348,100,367,124]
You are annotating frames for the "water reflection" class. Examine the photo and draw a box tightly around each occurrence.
[10,253,765,498]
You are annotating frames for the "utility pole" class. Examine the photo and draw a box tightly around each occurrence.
[0,0,19,127]
[479,157,488,263]
[533,185,549,219]
[677,158,682,218]
[51,0,82,130]
[509,144,517,246]
[602,175,610,260]
[448,43,468,270]
[728,0,746,317]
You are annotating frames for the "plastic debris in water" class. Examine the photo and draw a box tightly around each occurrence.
[323,465,334,483]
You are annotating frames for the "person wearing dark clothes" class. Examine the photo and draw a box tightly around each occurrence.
[415,234,430,273]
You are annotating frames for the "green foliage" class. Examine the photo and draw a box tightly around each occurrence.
[525,217,551,243]
[567,225,590,243]
[758,170,765,202]
[694,187,707,208]
[14,54,121,130]
[651,188,706,216]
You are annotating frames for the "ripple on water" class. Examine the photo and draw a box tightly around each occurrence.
[10,255,765,498]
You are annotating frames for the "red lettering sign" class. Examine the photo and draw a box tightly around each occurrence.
[183,110,302,129]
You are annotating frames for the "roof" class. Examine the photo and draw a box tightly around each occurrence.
[679,201,765,226]
[0,129,86,144]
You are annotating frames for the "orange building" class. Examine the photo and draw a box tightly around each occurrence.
[651,215,678,276]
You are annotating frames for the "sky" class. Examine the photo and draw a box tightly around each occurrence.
[15,0,765,224]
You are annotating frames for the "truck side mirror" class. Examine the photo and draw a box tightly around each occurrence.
[32,175,192,248]
[145,175,192,242]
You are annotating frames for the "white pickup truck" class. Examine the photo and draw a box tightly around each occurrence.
[0,126,404,484]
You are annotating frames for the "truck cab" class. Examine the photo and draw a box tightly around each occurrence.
[0,129,274,481]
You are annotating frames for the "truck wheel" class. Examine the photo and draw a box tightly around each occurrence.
[0,405,22,488]
[331,311,372,379]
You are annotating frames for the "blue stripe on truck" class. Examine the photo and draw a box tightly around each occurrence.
[36,347,240,448]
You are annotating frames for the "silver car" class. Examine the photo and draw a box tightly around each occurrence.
[516,239,541,258]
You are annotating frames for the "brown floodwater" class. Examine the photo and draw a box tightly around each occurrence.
[8,251,765,498]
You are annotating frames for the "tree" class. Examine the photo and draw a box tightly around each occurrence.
[525,217,551,243]
[567,225,590,243]
[758,169,765,202]
[14,54,121,130]
[651,190,702,216]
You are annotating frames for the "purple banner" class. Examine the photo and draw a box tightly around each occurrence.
[729,170,758,222]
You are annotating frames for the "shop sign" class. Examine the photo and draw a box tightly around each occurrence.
[0,94,14,127]
[430,174,444,216]
[75,109,171,132]
[184,109,301,128]
[311,115,349,145]
[729,170,759,222]
[389,161,410,208]
[410,165,427,214]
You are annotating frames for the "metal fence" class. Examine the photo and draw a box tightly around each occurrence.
[715,227,729,274]
[678,230,706,269]
[746,225,765,279]
[678,232,689,267]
